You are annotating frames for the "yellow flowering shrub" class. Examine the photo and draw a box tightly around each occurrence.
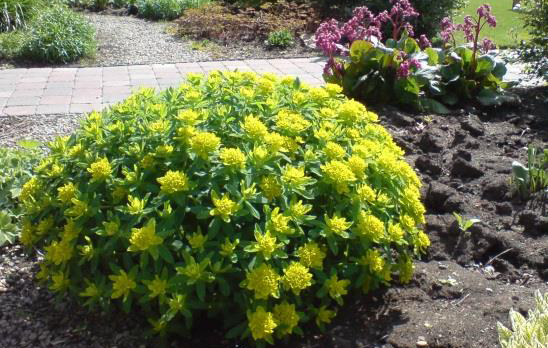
[21,71,428,346]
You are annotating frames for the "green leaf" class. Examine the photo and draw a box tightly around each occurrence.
[196,282,206,302]
[158,245,174,264]
[17,139,41,149]
[475,55,496,76]
[420,98,451,114]
[492,60,507,79]
[424,47,439,65]
[245,201,260,220]
[349,40,372,63]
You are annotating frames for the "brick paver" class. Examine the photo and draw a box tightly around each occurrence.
[0,57,327,116]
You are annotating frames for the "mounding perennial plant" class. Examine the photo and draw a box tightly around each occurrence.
[316,1,513,112]
[20,71,428,345]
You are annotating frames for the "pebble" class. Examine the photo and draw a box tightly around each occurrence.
[416,339,428,347]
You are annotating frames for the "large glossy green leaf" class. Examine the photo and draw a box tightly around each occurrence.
[424,47,439,65]
[475,55,496,76]
[350,40,372,63]
[492,60,507,79]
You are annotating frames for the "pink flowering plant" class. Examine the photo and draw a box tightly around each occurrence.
[316,2,513,112]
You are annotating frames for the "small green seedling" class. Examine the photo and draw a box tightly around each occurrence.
[453,212,480,238]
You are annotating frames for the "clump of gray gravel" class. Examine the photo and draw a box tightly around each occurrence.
[0,114,83,148]
[85,12,211,66]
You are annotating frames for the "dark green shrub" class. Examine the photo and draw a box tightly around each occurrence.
[136,0,209,20]
[20,5,96,63]
[22,71,428,344]
[266,29,294,48]
[0,142,42,246]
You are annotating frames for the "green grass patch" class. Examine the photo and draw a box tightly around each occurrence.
[454,0,530,48]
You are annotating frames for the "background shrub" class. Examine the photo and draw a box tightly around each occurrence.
[20,4,96,63]
[0,0,43,32]
[0,142,42,247]
[22,71,428,344]
[266,29,294,48]
[135,0,209,20]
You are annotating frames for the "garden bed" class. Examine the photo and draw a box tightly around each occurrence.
[0,86,546,348]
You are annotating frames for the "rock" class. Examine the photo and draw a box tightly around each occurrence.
[443,195,464,213]
[453,149,472,162]
[451,157,484,179]
[482,177,511,201]
[416,339,428,347]
[391,110,415,127]
[419,128,448,153]
[461,115,485,137]
[495,202,513,215]
[425,182,453,210]
[518,210,548,236]
[415,155,442,176]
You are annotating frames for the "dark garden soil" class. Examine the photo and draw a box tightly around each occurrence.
[0,87,547,348]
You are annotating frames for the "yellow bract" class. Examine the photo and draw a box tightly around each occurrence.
[157,170,190,194]
[87,157,112,181]
[128,219,163,252]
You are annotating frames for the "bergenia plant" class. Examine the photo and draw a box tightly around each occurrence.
[440,4,497,72]
[315,2,513,112]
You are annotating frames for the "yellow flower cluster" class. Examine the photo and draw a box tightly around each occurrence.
[321,160,357,193]
[109,270,136,299]
[57,182,76,204]
[245,263,280,299]
[256,231,278,259]
[210,193,238,222]
[248,306,277,341]
[190,132,220,159]
[296,242,326,269]
[260,176,282,201]
[355,212,385,242]
[275,110,310,135]
[219,148,246,170]
[45,239,73,265]
[282,262,312,295]
[87,157,112,181]
[157,170,190,194]
[243,115,268,140]
[325,214,353,237]
[273,302,299,336]
[128,219,163,252]
[325,274,350,300]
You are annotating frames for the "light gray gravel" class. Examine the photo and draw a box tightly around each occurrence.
[0,114,83,148]
[84,12,211,66]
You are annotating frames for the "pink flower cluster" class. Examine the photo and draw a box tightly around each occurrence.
[315,0,420,59]
[397,58,422,78]
[440,4,497,53]
[385,0,419,39]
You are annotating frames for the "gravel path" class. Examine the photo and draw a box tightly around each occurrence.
[84,13,211,66]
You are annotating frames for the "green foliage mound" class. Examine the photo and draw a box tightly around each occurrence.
[136,0,209,20]
[0,0,42,32]
[0,142,42,246]
[21,71,428,344]
[498,290,547,348]
[20,5,95,63]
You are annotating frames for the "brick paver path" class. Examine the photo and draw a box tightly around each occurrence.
[0,58,326,116]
